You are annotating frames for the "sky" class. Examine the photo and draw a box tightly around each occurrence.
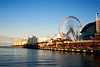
[0,0,99,38]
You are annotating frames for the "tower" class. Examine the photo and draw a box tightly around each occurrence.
[95,12,100,40]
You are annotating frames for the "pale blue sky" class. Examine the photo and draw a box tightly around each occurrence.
[0,0,99,38]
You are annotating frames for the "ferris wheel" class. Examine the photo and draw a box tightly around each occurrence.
[59,16,81,41]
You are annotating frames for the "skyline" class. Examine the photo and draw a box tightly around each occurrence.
[0,0,100,38]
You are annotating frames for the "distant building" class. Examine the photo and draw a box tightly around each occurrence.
[27,35,38,45]
[24,35,38,49]
[13,38,27,45]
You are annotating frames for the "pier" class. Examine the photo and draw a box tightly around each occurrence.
[38,39,100,53]
[37,14,100,54]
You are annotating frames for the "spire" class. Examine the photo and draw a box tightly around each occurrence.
[96,9,100,20]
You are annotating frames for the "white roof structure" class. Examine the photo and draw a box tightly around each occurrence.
[52,33,71,40]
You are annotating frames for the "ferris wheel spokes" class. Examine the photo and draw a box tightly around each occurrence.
[59,16,81,41]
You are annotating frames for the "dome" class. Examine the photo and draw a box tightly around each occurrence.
[80,22,96,40]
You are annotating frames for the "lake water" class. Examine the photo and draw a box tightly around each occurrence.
[0,48,100,67]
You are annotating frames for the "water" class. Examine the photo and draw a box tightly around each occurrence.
[0,48,100,67]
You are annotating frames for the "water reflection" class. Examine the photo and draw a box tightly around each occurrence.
[0,48,100,67]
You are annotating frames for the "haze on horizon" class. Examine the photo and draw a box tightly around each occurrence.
[0,0,99,38]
